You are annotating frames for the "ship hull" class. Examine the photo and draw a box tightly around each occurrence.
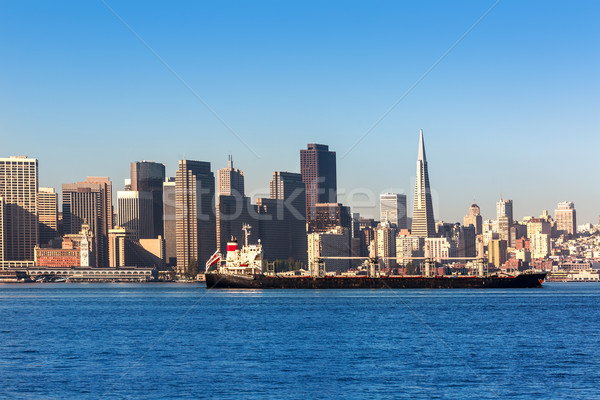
[205,273,547,289]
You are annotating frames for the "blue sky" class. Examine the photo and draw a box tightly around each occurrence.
[1,1,599,223]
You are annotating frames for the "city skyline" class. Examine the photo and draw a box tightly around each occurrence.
[2,2,599,223]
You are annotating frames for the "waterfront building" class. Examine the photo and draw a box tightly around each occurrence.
[463,203,483,235]
[62,177,113,267]
[300,144,337,220]
[162,178,176,266]
[217,156,245,197]
[309,203,351,233]
[497,198,513,224]
[175,160,216,276]
[555,201,576,236]
[117,190,154,240]
[130,161,166,237]
[0,156,38,262]
[38,187,58,245]
[269,171,307,264]
[411,130,435,237]
[488,239,508,267]
[34,237,81,267]
[380,193,408,230]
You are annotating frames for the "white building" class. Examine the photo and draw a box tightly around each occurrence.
[374,222,396,268]
[530,232,550,259]
[555,201,576,236]
[425,237,457,261]
[117,191,154,240]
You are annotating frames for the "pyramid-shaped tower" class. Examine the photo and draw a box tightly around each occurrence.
[411,130,436,237]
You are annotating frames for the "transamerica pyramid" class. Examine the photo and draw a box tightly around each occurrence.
[411,129,436,237]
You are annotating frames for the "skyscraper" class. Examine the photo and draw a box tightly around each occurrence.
[555,201,576,236]
[62,177,113,267]
[130,161,166,237]
[380,193,407,229]
[463,203,483,235]
[38,187,58,245]
[0,156,39,262]
[175,160,216,276]
[300,144,337,220]
[269,171,307,264]
[217,156,245,197]
[117,190,154,240]
[496,198,513,223]
[161,178,177,267]
[411,130,435,238]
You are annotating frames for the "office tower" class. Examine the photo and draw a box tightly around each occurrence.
[555,202,576,236]
[175,160,216,276]
[0,156,39,261]
[117,190,154,240]
[463,203,483,235]
[62,177,113,267]
[411,130,435,238]
[375,222,396,268]
[269,171,307,264]
[309,203,351,233]
[488,239,507,267]
[0,197,4,261]
[496,198,513,223]
[526,218,551,239]
[254,198,288,262]
[38,187,58,245]
[380,193,408,230]
[497,215,511,247]
[300,144,337,220]
[396,232,424,263]
[217,156,245,197]
[216,195,254,254]
[131,161,166,237]
[162,178,176,266]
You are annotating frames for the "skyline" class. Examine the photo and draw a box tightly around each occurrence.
[2,1,599,223]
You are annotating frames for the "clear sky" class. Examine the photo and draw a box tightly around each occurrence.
[1,1,599,223]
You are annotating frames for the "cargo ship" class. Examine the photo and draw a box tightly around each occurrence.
[204,226,547,289]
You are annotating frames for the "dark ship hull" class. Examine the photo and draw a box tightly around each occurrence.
[205,273,547,289]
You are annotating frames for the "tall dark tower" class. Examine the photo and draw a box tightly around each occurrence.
[131,161,166,237]
[411,130,436,237]
[300,144,337,220]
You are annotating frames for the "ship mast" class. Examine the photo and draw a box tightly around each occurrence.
[242,224,251,248]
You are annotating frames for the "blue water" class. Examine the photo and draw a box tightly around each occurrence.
[0,283,599,399]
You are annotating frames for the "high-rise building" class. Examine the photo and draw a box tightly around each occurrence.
[380,193,408,230]
[496,198,513,223]
[411,130,435,238]
[425,237,457,261]
[300,144,337,220]
[530,232,550,259]
[0,156,38,262]
[309,203,351,233]
[555,202,576,236]
[269,171,307,264]
[217,156,245,197]
[375,222,396,268]
[130,161,166,237]
[175,160,216,276]
[117,191,154,240]
[38,187,58,245]
[255,198,288,262]
[216,195,255,255]
[162,178,176,266]
[463,203,483,235]
[62,177,113,267]
[488,239,507,267]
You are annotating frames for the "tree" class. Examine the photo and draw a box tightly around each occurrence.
[405,261,416,275]
[187,258,199,279]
